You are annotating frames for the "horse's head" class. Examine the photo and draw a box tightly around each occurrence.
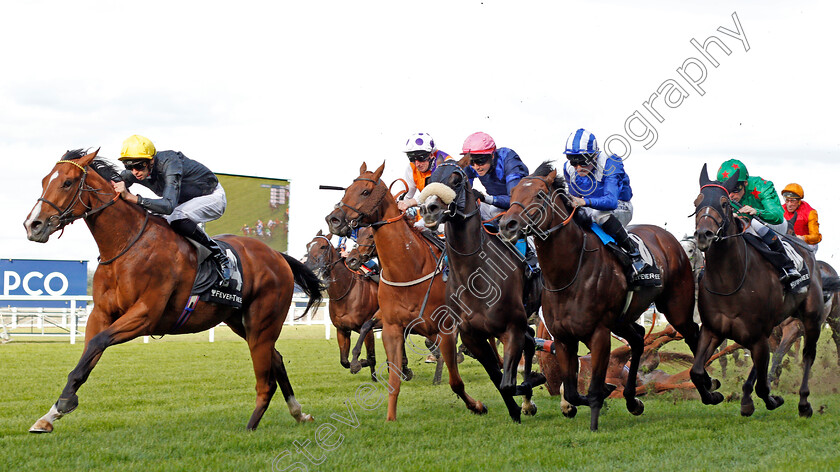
[417,156,473,228]
[304,230,338,280]
[693,163,740,251]
[326,162,388,236]
[24,148,107,243]
[499,161,571,242]
[345,226,376,271]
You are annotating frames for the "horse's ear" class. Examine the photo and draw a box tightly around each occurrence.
[721,173,740,193]
[693,193,703,208]
[78,148,100,167]
[326,232,333,239]
[456,155,470,169]
[371,161,385,182]
[547,169,557,182]
[317,229,323,236]
[699,163,711,187]
[360,162,368,174]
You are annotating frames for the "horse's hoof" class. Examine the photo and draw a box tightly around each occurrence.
[296,413,314,423]
[604,383,618,397]
[340,360,351,369]
[29,419,53,434]
[706,392,724,405]
[472,402,488,415]
[522,401,537,416]
[799,403,813,418]
[629,399,644,416]
[456,353,465,364]
[766,395,784,411]
[562,405,577,419]
[403,368,414,381]
[710,378,721,391]
[528,372,547,388]
[56,395,78,415]
[349,361,362,374]
[740,402,755,417]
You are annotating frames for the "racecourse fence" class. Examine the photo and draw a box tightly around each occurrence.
[0,295,331,344]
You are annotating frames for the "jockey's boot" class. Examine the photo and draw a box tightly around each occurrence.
[522,239,540,278]
[601,215,647,276]
[762,231,801,283]
[172,218,232,283]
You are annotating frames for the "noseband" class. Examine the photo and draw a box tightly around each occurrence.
[334,177,392,229]
[695,184,745,243]
[38,160,119,229]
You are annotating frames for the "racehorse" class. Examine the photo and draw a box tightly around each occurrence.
[304,230,379,379]
[691,164,834,417]
[417,157,544,421]
[498,162,705,431]
[768,260,840,383]
[23,149,323,432]
[326,162,486,421]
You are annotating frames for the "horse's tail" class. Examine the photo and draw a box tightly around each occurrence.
[821,275,840,294]
[281,253,325,320]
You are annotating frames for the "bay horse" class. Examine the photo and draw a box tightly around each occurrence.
[304,230,379,379]
[691,164,831,417]
[23,149,323,432]
[417,157,543,421]
[326,162,486,421]
[498,162,705,431]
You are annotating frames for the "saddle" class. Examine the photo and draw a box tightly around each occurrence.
[743,233,810,293]
[419,228,446,253]
[187,239,244,308]
[591,224,662,288]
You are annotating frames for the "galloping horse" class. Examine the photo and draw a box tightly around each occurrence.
[326,162,486,421]
[691,164,831,417]
[417,158,543,421]
[498,162,704,431]
[304,230,379,379]
[23,149,322,432]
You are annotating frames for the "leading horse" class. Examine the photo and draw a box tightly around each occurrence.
[691,164,831,417]
[23,149,323,432]
[326,162,486,421]
[499,162,706,431]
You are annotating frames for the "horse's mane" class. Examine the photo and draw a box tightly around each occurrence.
[532,160,568,195]
[61,148,123,182]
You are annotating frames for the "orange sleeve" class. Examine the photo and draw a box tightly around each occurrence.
[805,209,822,244]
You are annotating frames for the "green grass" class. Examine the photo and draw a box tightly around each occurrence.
[2,326,840,472]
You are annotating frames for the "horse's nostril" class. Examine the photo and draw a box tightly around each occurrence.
[505,219,519,231]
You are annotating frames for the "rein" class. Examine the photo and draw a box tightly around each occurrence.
[38,161,121,229]
[694,185,749,295]
[98,211,150,265]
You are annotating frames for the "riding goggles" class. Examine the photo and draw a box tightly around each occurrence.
[470,154,492,166]
[123,160,149,171]
[407,151,431,163]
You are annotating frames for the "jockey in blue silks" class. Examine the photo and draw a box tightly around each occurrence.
[562,128,647,277]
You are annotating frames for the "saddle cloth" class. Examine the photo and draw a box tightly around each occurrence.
[591,223,661,287]
[743,233,810,293]
[188,239,244,308]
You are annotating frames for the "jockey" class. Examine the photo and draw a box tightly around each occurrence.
[782,183,821,252]
[716,159,801,282]
[562,128,648,278]
[462,131,537,275]
[112,134,231,282]
[398,132,453,224]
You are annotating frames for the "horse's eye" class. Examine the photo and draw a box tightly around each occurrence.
[361,189,371,196]
[62,180,72,189]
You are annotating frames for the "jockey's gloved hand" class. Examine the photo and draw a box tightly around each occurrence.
[472,189,493,205]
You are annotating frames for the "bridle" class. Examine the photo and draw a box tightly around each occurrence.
[694,184,747,243]
[435,162,480,222]
[508,176,577,237]
[38,160,120,230]
[307,235,344,277]
[334,176,395,229]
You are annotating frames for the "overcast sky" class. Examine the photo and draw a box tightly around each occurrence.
[2,0,838,269]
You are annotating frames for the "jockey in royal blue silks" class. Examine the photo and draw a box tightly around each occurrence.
[462,131,538,276]
[562,128,649,278]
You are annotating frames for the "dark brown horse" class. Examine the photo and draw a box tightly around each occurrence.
[498,162,704,431]
[691,164,831,417]
[326,162,486,421]
[417,157,543,421]
[304,230,379,379]
[23,149,323,432]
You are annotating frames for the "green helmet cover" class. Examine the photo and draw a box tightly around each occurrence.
[717,159,749,183]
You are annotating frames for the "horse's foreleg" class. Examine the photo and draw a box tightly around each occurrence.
[740,366,757,417]
[439,330,486,416]
[586,328,613,431]
[337,328,352,369]
[364,328,377,381]
[749,337,784,413]
[557,339,585,415]
[825,305,840,367]
[459,330,519,421]
[768,320,803,385]
[614,323,645,416]
[519,328,543,416]
[30,309,147,434]
[798,308,822,417]
[689,327,724,406]
[351,314,379,374]
[380,324,406,421]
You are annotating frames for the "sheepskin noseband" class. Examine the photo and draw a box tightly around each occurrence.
[419,182,457,205]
